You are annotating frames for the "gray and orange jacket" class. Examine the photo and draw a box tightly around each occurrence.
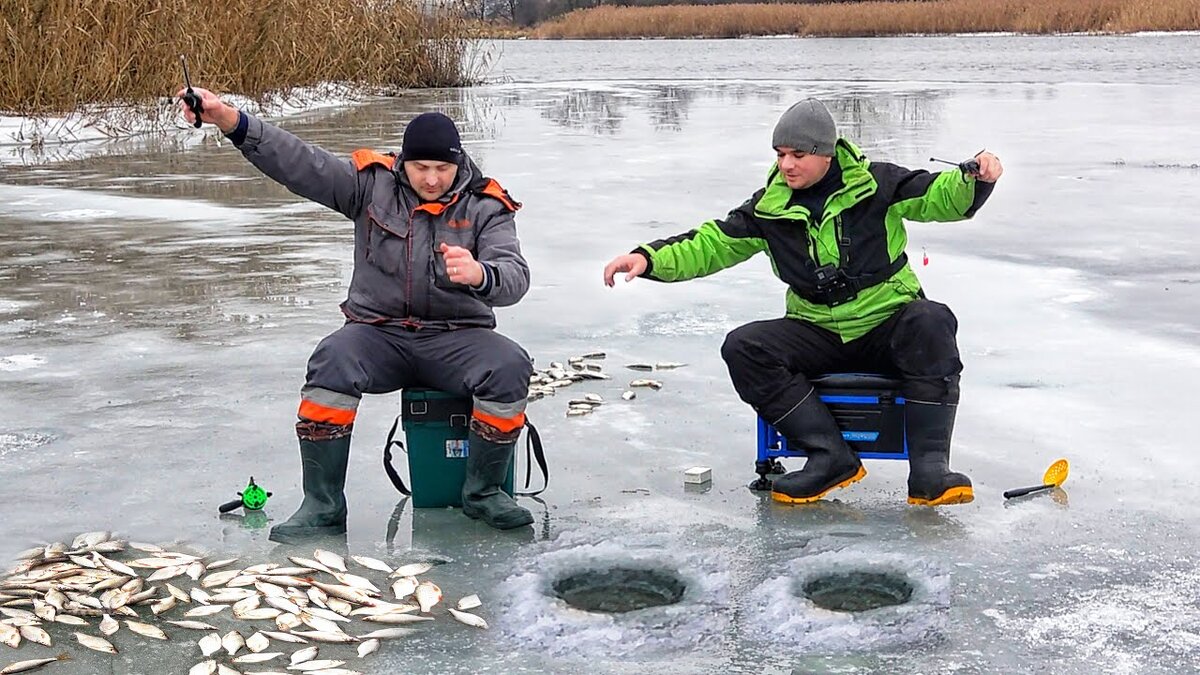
[230,113,528,330]
[636,138,994,342]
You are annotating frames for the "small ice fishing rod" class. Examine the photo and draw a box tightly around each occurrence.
[218,477,271,513]
[930,154,981,175]
[179,55,204,129]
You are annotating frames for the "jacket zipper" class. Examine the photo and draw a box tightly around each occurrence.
[406,208,415,320]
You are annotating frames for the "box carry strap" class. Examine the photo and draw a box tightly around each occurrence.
[516,420,548,497]
[381,416,548,497]
[382,416,411,496]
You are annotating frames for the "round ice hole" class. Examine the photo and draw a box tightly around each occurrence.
[553,567,687,613]
[801,571,914,612]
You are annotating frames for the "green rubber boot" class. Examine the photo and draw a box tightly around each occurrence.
[461,431,533,530]
[269,436,350,543]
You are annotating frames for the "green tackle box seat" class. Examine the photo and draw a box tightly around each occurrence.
[398,388,514,508]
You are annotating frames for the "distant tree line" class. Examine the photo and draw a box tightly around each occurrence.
[460,0,868,26]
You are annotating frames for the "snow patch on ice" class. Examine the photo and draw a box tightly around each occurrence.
[39,209,118,221]
[497,532,732,657]
[0,300,35,314]
[0,432,56,458]
[0,354,46,371]
[746,550,952,652]
[987,550,1200,674]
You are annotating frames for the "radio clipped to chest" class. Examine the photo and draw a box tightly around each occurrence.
[810,263,859,307]
[798,252,910,308]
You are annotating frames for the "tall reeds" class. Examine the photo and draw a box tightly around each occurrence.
[0,0,478,115]
[530,0,1200,39]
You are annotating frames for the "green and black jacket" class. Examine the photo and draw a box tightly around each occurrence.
[636,138,994,342]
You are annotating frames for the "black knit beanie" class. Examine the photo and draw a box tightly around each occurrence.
[401,112,463,164]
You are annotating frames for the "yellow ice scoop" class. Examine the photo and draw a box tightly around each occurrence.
[1004,459,1069,499]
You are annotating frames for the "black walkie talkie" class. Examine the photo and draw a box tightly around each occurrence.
[930,153,982,175]
[179,55,204,128]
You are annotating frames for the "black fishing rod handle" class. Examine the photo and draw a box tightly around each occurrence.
[218,498,243,513]
[1003,483,1053,499]
[183,91,204,128]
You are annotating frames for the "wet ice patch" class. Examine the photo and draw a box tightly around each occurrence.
[594,309,741,338]
[497,534,732,656]
[1004,380,1059,390]
[747,550,950,652]
[0,432,56,458]
[0,354,45,371]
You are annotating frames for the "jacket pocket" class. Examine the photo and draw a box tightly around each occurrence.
[888,274,923,300]
[365,205,409,276]
[431,220,477,290]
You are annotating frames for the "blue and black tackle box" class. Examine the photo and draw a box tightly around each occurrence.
[751,373,908,489]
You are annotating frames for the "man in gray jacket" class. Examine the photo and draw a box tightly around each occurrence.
[180,88,535,541]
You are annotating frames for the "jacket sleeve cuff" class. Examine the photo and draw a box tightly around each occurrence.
[631,247,655,277]
[963,179,996,218]
[470,263,495,295]
[224,111,249,147]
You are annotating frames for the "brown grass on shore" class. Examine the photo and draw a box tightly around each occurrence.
[468,20,532,38]
[531,0,1200,39]
[0,0,476,116]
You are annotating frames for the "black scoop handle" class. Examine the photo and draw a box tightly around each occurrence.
[1003,483,1054,499]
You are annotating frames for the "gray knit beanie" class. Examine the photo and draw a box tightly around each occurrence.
[772,99,837,156]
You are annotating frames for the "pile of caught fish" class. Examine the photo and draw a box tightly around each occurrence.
[1,532,487,674]
[527,351,687,418]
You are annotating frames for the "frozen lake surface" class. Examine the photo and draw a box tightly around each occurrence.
[2,34,1199,674]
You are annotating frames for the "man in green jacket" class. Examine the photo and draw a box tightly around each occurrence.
[602,98,1002,507]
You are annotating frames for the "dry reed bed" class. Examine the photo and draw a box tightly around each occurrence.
[1,0,476,116]
[531,0,1200,39]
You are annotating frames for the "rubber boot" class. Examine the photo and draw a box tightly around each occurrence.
[269,436,350,543]
[770,391,866,504]
[461,431,533,530]
[905,401,973,506]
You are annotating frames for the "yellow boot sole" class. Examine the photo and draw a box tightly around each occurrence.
[907,485,974,506]
[771,465,868,505]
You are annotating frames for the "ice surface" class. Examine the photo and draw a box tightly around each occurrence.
[1,35,1198,674]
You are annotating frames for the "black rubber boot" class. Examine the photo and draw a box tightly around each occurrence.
[269,436,350,543]
[462,431,533,530]
[905,401,973,506]
[770,391,866,504]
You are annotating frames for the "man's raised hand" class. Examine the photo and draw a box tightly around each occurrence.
[175,87,240,133]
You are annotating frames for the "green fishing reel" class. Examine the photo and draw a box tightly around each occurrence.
[218,477,271,513]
